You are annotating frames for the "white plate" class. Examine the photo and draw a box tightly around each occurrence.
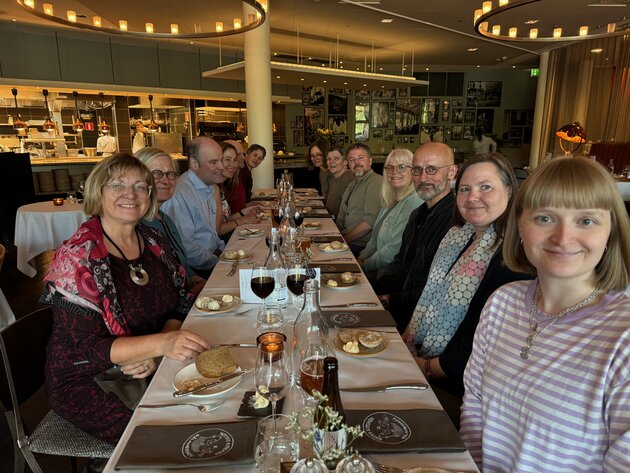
[318,242,349,253]
[172,364,244,397]
[404,468,451,473]
[334,330,390,357]
[194,295,241,314]
[221,250,252,261]
[303,222,322,230]
[322,274,359,289]
[239,228,264,238]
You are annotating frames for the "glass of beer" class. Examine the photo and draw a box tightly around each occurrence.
[299,343,326,398]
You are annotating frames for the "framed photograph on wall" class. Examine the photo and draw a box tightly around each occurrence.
[293,129,304,146]
[304,107,323,144]
[467,81,502,107]
[476,108,495,134]
[452,108,463,123]
[355,122,369,142]
[355,102,370,122]
[303,86,325,106]
[296,116,304,128]
[355,90,370,101]
[421,98,439,124]
[452,125,463,140]
[442,110,450,122]
[372,101,392,128]
[329,116,348,135]
[398,87,409,98]
[463,125,474,140]
[464,109,476,123]
[372,129,383,138]
[328,93,348,115]
[385,129,394,141]
[442,100,450,111]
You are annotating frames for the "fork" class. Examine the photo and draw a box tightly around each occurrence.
[228,261,239,277]
[137,400,224,413]
[367,461,403,473]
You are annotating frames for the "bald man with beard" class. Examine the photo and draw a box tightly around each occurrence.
[374,142,458,332]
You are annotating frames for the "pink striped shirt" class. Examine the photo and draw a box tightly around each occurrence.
[461,280,630,472]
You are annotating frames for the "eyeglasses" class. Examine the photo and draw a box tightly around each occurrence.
[310,152,323,158]
[151,169,178,180]
[411,164,452,176]
[105,182,152,197]
[384,164,412,174]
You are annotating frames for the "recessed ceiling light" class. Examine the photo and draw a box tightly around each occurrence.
[425,67,429,71]
[11,18,16,21]
[322,63,326,66]
[344,82,348,85]
[477,65,481,68]
[467,48,478,52]
[381,18,393,23]
[591,48,603,53]
[323,80,327,83]
[339,61,343,64]
[190,41,194,44]
[276,75,280,78]
[300,78,305,81]
[379,67,383,71]
[308,57,312,60]
[381,85,385,88]
[363,84,367,87]
[273,52,278,55]
[524,19,539,24]
[512,65,516,68]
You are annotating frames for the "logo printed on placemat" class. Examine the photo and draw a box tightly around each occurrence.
[362,412,411,444]
[182,428,234,460]
[330,312,360,326]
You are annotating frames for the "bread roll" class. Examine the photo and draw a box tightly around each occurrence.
[195,347,237,378]
[359,331,383,349]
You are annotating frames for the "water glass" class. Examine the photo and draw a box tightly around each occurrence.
[257,306,284,334]
[254,414,299,473]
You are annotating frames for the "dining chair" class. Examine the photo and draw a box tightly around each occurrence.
[0,306,114,473]
[0,243,5,272]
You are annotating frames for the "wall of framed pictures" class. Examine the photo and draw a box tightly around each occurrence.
[285,69,537,164]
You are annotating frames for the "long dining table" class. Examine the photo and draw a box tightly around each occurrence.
[104,189,478,473]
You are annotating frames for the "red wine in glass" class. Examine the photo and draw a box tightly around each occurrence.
[273,208,284,226]
[265,235,284,248]
[286,273,308,296]
[251,276,275,299]
[293,212,304,227]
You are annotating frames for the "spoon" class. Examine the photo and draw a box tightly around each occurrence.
[137,400,225,413]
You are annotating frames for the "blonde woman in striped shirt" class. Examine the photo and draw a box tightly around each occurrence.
[461,157,630,472]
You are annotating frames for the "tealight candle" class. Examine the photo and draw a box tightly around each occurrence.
[53,198,64,206]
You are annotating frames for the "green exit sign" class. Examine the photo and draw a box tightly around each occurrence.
[531,68,540,77]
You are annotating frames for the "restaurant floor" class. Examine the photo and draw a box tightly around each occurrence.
[0,244,90,473]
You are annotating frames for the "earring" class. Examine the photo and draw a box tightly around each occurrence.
[519,238,523,245]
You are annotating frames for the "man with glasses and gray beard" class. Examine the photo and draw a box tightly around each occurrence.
[336,144,383,255]
[373,142,458,332]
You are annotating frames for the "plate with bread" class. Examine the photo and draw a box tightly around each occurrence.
[239,228,264,238]
[303,221,322,230]
[322,272,359,289]
[194,294,240,314]
[221,249,252,261]
[173,347,244,396]
[335,329,390,357]
[318,241,349,253]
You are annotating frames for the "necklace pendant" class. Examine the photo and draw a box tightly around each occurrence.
[520,346,530,360]
[129,264,150,286]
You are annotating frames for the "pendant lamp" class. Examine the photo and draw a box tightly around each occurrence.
[72,91,84,132]
[11,88,28,132]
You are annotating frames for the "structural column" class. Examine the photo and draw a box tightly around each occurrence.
[244,3,274,189]
[529,51,549,169]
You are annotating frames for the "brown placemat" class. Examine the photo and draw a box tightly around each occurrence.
[323,309,395,327]
[115,420,257,469]
[345,409,465,453]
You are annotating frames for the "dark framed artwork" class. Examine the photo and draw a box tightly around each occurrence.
[395,99,421,135]
[464,109,476,123]
[398,88,409,98]
[476,108,495,134]
[296,116,304,128]
[421,98,439,124]
[355,102,370,122]
[451,125,463,140]
[397,136,403,144]
[304,107,323,144]
[355,122,369,142]
[430,126,444,143]
[355,90,370,101]
[442,110,450,122]
[452,108,463,124]
[328,93,348,115]
[385,129,394,141]
[290,121,296,128]
[372,129,383,138]
[304,86,325,106]
[293,129,304,146]
[372,101,392,128]
[329,116,348,135]
[466,81,502,107]
[442,100,450,111]
[463,125,474,140]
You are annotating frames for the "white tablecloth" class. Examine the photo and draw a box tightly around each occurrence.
[14,201,88,277]
[616,181,630,201]
[104,200,478,473]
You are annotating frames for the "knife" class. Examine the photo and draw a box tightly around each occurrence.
[173,369,252,397]
[341,383,428,392]
[227,261,238,277]
[322,302,378,308]
[314,257,354,262]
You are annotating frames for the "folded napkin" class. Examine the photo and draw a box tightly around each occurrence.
[324,309,395,327]
[345,409,465,453]
[94,366,148,410]
[116,420,257,469]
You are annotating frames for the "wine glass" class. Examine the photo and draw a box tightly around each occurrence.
[255,333,290,421]
[273,204,284,227]
[254,414,299,473]
[251,265,275,308]
[286,257,308,310]
[293,208,304,228]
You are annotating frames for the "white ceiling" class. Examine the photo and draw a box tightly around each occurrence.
[2,0,629,75]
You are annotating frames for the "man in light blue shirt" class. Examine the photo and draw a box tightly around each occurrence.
[162,136,225,277]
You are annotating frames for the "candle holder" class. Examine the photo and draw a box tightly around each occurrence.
[52,197,64,206]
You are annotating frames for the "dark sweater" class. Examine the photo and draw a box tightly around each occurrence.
[374,192,456,331]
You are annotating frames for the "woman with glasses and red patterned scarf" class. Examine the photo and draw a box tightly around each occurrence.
[41,153,209,447]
